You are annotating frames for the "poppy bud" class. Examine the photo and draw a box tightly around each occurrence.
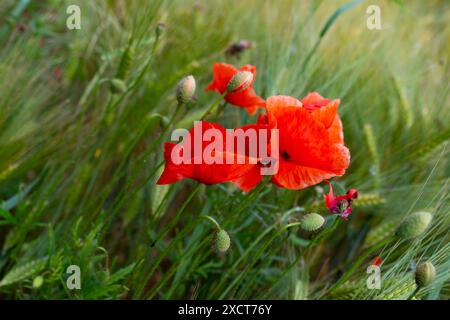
[32,275,44,288]
[226,70,253,93]
[158,114,170,128]
[110,78,127,94]
[215,229,231,253]
[300,213,325,232]
[395,211,432,240]
[415,261,436,288]
[176,75,196,105]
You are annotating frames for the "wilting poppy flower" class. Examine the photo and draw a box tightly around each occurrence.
[157,121,259,186]
[324,180,358,219]
[237,95,350,190]
[206,63,265,115]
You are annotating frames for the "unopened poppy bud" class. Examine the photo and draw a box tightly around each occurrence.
[226,70,253,93]
[176,75,196,105]
[110,78,127,94]
[415,261,436,288]
[158,115,170,128]
[395,211,432,240]
[147,113,169,130]
[300,213,325,232]
[32,275,44,288]
[156,23,166,37]
[215,229,231,253]
[346,189,358,199]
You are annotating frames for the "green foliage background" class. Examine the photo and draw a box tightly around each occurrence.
[0,0,448,299]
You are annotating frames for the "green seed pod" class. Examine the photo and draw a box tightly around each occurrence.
[110,78,127,94]
[415,261,436,288]
[215,229,231,253]
[32,275,44,288]
[395,211,432,240]
[176,75,196,105]
[300,213,325,232]
[226,71,253,93]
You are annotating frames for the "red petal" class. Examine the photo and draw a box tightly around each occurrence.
[265,96,350,190]
[267,100,349,174]
[157,121,262,186]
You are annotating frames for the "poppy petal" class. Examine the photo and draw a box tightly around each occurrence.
[271,159,340,190]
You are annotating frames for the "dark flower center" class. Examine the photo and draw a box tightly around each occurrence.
[282,150,290,160]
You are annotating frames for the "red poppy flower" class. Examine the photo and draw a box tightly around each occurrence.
[157,121,259,186]
[206,63,265,115]
[230,122,271,192]
[324,180,358,219]
[235,94,350,191]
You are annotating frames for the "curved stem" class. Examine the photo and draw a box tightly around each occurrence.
[200,215,221,230]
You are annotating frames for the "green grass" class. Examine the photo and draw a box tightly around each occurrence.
[0,0,448,299]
